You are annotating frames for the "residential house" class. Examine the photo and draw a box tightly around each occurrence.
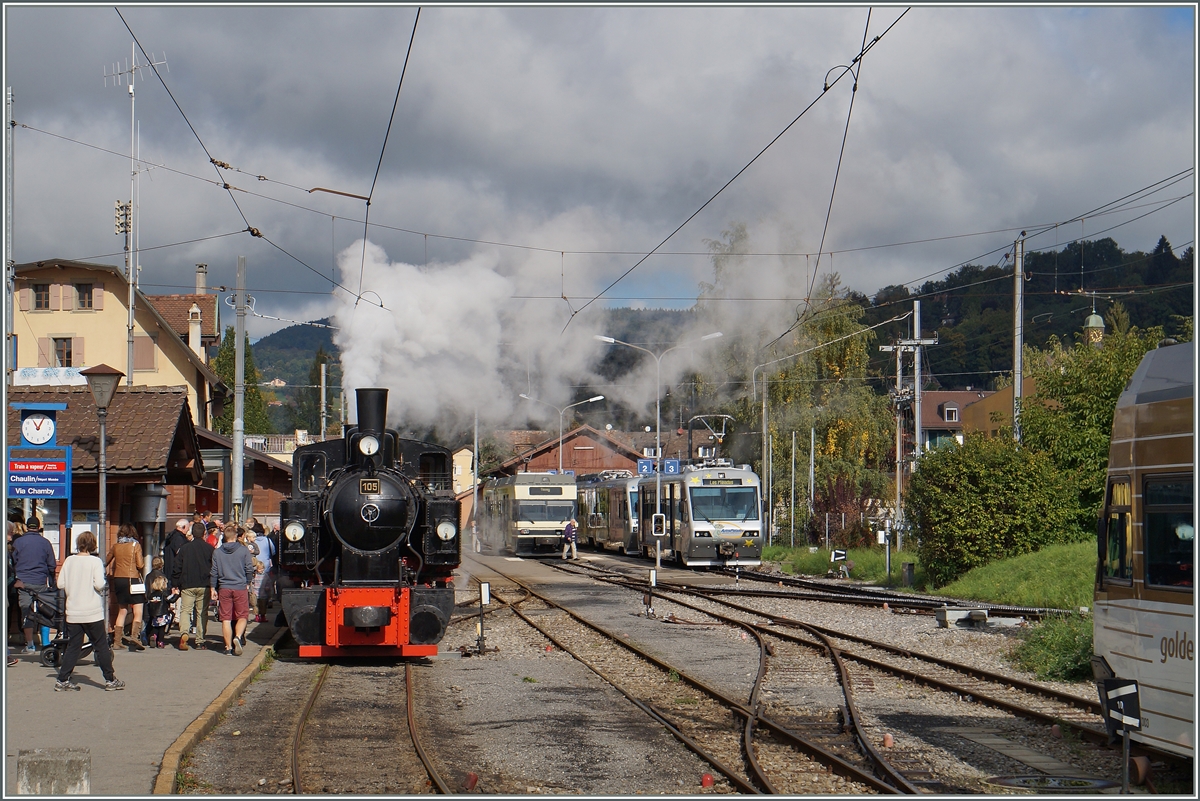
[12,258,229,430]
[918,390,993,451]
[961,379,1038,438]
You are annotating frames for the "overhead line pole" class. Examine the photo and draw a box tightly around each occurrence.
[232,256,246,525]
[880,301,933,539]
[1013,232,1026,443]
[6,86,14,387]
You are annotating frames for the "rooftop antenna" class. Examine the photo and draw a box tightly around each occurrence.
[105,43,167,385]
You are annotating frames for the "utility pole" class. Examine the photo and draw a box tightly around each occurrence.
[105,45,166,386]
[320,362,327,441]
[790,430,796,548]
[472,408,481,553]
[880,301,935,539]
[808,427,815,527]
[5,86,14,387]
[1012,233,1026,443]
[232,256,246,524]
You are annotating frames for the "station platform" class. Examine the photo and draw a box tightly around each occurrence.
[4,618,282,796]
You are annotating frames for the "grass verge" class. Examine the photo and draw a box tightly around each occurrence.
[1009,614,1094,681]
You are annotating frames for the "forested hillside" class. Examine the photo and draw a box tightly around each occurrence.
[860,236,1193,389]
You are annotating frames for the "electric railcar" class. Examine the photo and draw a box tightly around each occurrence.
[277,388,461,658]
[1092,340,1194,759]
[480,472,577,556]
[576,470,640,553]
[636,460,763,567]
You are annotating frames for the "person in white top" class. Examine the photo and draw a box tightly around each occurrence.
[54,530,123,692]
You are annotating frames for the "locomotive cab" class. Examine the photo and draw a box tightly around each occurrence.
[278,388,461,657]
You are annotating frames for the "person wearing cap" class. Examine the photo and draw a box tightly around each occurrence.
[11,515,58,653]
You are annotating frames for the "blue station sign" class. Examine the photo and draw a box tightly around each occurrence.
[7,459,70,499]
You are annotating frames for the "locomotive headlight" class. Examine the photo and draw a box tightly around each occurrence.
[284,521,306,542]
[436,520,457,541]
[359,435,380,456]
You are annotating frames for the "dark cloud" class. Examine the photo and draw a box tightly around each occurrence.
[4,5,1193,345]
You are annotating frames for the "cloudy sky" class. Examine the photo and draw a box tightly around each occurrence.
[4,5,1195,428]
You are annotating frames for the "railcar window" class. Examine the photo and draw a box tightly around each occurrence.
[297,453,327,494]
[517,500,574,523]
[1103,480,1133,582]
[689,486,761,522]
[1144,478,1194,590]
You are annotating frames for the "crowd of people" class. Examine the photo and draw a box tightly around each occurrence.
[6,507,281,687]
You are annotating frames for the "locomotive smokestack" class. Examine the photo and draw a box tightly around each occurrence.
[355,388,388,436]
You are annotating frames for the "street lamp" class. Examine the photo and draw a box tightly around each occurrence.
[518,394,605,473]
[594,332,722,569]
[81,363,124,633]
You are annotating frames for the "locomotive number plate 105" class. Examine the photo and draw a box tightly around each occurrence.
[360,478,382,495]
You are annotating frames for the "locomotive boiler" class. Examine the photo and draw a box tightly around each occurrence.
[278,387,461,657]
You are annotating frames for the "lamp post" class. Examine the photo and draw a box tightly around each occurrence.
[518,394,605,473]
[81,363,124,633]
[594,332,722,569]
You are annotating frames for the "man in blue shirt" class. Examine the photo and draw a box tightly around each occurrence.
[12,516,58,652]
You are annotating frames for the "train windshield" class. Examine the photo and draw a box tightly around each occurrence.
[1144,478,1194,589]
[629,490,638,521]
[689,486,759,522]
[517,500,575,523]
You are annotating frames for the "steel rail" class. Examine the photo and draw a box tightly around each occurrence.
[292,664,332,794]
[792,622,924,794]
[741,624,779,794]
[494,588,763,794]
[647,584,1110,747]
[406,663,452,794]
[488,563,906,794]
[715,568,1068,619]
[562,561,1101,717]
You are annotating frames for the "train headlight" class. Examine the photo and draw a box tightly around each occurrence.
[436,521,457,541]
[284,521,306,542]
[359,435,380,456]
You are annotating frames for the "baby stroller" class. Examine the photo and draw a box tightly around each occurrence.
[30,587,92,669]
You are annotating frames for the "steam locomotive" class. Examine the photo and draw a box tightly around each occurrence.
[277,388,461,657]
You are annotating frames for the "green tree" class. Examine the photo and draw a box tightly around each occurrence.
[906,434,1082,587]
[292,346,331,436]
[1020,305,1163,529]
[211,326,273,436]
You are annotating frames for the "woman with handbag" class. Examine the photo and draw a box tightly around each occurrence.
[106,524,146,651]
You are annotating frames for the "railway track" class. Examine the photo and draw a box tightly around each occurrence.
[557,560,1110,744]
[479,561,921,794]
[290,662,449,794]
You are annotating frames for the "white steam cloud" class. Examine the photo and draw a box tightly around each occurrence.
[331,225,818,439]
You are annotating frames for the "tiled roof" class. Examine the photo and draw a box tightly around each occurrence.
[145,294,219,339]
[920,389,993,429]
[6,385,202,481]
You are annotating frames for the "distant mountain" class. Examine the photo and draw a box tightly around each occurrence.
[252,319,341,433]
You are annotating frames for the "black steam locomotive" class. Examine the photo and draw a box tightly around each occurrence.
[278,388,461,657]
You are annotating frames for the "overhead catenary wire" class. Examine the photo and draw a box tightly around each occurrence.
[804,8,874,306]
[356,7,421,306]
[16,116,1190,275]
[112,8,384,311]
[561,8,911,333]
